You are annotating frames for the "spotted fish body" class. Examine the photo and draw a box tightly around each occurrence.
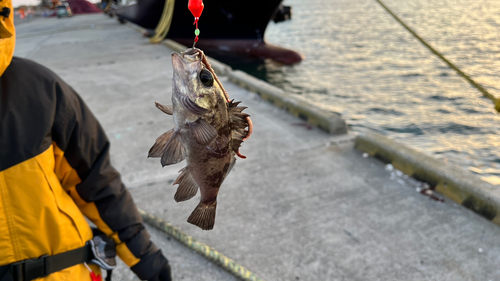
[149,48,252,230]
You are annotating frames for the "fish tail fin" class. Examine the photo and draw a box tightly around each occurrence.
[187,201,217,230]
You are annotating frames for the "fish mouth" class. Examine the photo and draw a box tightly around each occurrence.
[171,48,204,73]
[171,52,186,72]
[182,48,201,56]
[172,48,201,62]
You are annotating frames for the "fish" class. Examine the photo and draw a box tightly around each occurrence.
[148,48,252,230]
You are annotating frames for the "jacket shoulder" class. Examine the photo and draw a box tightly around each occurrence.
[5,57,62,83]
[0,57,66,171]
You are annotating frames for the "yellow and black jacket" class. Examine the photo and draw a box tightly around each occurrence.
[0,57,169,280]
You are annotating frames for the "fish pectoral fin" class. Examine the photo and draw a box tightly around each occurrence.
[173,167,199,202]
[148,129,175,158]
[161,130,187,166]
[155,102,173,115]
[180,96,209,115]
[187,201,217,230]
[188,118,218,145]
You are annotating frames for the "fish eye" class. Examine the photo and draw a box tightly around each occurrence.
[199,69,214,87]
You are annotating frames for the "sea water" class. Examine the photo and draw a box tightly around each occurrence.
[252,0,500,185]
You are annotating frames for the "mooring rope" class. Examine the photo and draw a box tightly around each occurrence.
[138,209,265,281]
[374,0,500,113]
[149,0,175,43]
[103,0,112,12]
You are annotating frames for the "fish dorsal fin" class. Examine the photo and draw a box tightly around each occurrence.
[229,100,250,130]
[228,100,251,154]
[161,130,187,166]
[173,167,199,202]
[148,129,175,158]
[180,96,209,115]
[155,102,173,115]
[189,118,217,145]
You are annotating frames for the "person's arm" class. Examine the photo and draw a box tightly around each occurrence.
[49,76,171,281]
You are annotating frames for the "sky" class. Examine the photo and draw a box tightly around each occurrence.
[13,0,41,7]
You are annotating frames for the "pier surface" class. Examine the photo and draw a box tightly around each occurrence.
[15,14,500,281]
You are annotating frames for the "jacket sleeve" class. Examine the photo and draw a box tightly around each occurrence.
[49,75,169,280]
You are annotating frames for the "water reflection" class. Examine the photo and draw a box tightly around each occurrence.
[214,0,500,185]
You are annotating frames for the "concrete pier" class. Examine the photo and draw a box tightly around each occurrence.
[14,14,500,281]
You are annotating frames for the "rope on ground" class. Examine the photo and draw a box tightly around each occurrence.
[374,0,500,113]
[149,0,175,43]
[138,209,265,281]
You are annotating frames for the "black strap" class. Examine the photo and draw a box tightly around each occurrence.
[106,269,113,281]
[0,243,91,281]
[0,8,10,18]
[0,265,14,281]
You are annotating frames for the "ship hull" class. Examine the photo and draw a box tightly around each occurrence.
[113,0,303,65]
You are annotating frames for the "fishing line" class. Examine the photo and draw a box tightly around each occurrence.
[192,18,199,48]
[188,0,204,48]
[374,0,500,113]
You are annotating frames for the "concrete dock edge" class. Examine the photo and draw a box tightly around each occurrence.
[226,70,347,135]
[355,132,500,226]
[125,21,146,33]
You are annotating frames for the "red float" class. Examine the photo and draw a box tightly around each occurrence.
[188,0,204,18]
[188,0,204,44]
